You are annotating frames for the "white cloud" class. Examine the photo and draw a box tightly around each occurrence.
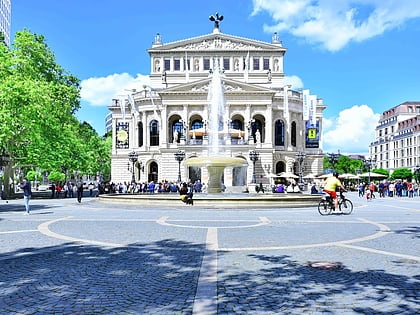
[284,75,304,89]
[322,105,380,154]
[252,0,420,51]
[80,73,150,106]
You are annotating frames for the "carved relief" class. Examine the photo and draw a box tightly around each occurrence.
[177,38,264,51]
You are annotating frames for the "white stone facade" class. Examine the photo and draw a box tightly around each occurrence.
[108,25,326,188]
[370,101,420,173]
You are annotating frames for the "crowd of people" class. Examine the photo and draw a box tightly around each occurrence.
[357,180,418,198]
[101,179,206,195]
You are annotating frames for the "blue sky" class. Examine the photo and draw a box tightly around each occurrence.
[10,0,420,154]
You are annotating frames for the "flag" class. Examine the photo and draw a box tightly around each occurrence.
[302,89,310,121]
[283,85,289,119]
[127,94,136,115]
[185,52,189,82]
[309,94,317,127]
[120,98,126,121]
[244,51,249,82]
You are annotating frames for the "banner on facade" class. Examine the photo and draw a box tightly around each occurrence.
[305,120,319,148]
[116,122,129,149]
[283,85,289,119]
[309,94,317,127]
[302,89,310,121]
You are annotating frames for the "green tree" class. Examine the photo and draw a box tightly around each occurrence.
[0,30,112,196]
[390,168,413,181]
[48,171,65,183]
[26,170,42,181]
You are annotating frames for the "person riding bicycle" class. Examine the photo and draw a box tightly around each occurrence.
[323,172,347,211]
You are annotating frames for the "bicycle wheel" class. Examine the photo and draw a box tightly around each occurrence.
[340,198,353,215]
[318,200,332,215]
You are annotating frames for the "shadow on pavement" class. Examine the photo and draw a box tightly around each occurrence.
[0,204,55,213]
[0,240,205,314]
[217,254,419,314]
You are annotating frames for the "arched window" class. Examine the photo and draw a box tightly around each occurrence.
[251,119,263,143]
[291,121,297,147]
[138,122,143,147]
[148,161,158,183]
[274,120,284,146]
[172,120,183,143]
[150,120,159,146]
[230,119,242,130]
[275,161,285,174]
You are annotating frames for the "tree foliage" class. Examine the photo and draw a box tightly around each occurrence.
[48,171,65,183]
[0,30,110,184]
[390,168,413,181]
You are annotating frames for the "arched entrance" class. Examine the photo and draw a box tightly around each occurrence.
[188,166,201,184]
[148,161,158,183]
[275,161,286,174]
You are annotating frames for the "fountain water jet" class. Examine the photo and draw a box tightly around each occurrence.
[185,59,247,193]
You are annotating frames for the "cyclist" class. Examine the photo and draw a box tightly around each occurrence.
[323,172,347,211]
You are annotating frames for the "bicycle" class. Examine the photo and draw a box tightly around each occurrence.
[318,191,353,215]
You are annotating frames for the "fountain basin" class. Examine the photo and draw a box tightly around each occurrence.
[185,157,247,193]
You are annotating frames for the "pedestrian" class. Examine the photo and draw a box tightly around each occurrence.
[76,180,83,203]
[51,183,55,199]
[19,177,31,215]
[88,182,94,197]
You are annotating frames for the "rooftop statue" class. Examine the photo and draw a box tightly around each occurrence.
[209,12,223,29]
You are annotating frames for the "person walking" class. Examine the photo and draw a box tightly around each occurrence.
[76,180,83,203]
[19,177,32,215]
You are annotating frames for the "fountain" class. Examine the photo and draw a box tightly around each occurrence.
[185,59,247,193]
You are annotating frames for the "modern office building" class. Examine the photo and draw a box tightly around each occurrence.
[0,0,11,47]
[369,101,420,173]
[108,17,326,187]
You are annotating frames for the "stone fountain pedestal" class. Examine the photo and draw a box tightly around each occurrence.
[185,156,248,193]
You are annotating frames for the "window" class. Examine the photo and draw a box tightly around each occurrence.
[274,120,284,146]
[263,58,270,70]
[253,57,260,70]
[164,59,170,71]
[138,122,143,147]
[203,58,210,70]
[223,58,230,71]
[184,58,190,71]
[172,121,183,143]
[291,121,297,147]
[230,119,242,131]
[150,120,159,146]
[174,59,180,71]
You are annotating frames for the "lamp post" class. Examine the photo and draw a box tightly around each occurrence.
[295,151,306,188]
[249,150,259,184]
[174,150,185,182]
[364,157,376,184]
[355,168,362,185]
[128,151,138,183]
[0,152,10,199]
[414,165,420,183]
[327,152,341,171]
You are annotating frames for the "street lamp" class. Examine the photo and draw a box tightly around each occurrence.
[249,150,259,184]
[364,157,376,184]
[128,151,138,183]
[414,165,420,183]
[295,151,306,187]
[355,168,362,185]
[174,150,186,182]
[327,152,341,171]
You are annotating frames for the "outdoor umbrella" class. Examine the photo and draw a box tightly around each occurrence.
[358,172,387,178]
[338,173,358,179]
[279,172,299,178]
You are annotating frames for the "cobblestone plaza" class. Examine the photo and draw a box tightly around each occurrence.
[0,193,419,314]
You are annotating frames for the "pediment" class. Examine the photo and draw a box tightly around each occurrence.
[159,77,275,94]
[148,32,286,53]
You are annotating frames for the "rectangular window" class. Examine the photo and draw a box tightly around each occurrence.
[223,58,230,70]
[263,58,270,70]
[164,59,170,71]
[253,57,260,70]
[174,59,180,71]
[203,58,210,70]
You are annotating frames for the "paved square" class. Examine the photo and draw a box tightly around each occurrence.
[0,192,419,314]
